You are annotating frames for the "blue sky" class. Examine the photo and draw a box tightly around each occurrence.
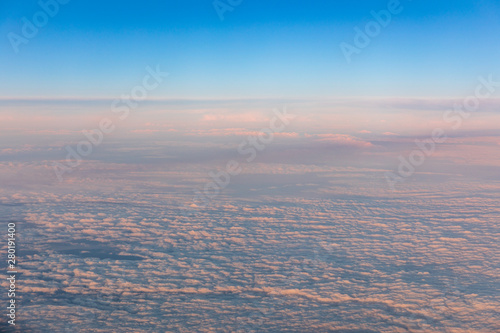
[1,0,500,98]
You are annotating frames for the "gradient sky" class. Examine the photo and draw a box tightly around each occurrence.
[2,0,500,99]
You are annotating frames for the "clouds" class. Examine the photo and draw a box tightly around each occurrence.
[0,97,499,331]
[1,165,499,331]
[2,98,500,146]
[2,0,500,329]
[314,134,374,148]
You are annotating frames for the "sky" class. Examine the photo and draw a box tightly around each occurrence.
[1,0,500,98]
[1,1,500,332]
